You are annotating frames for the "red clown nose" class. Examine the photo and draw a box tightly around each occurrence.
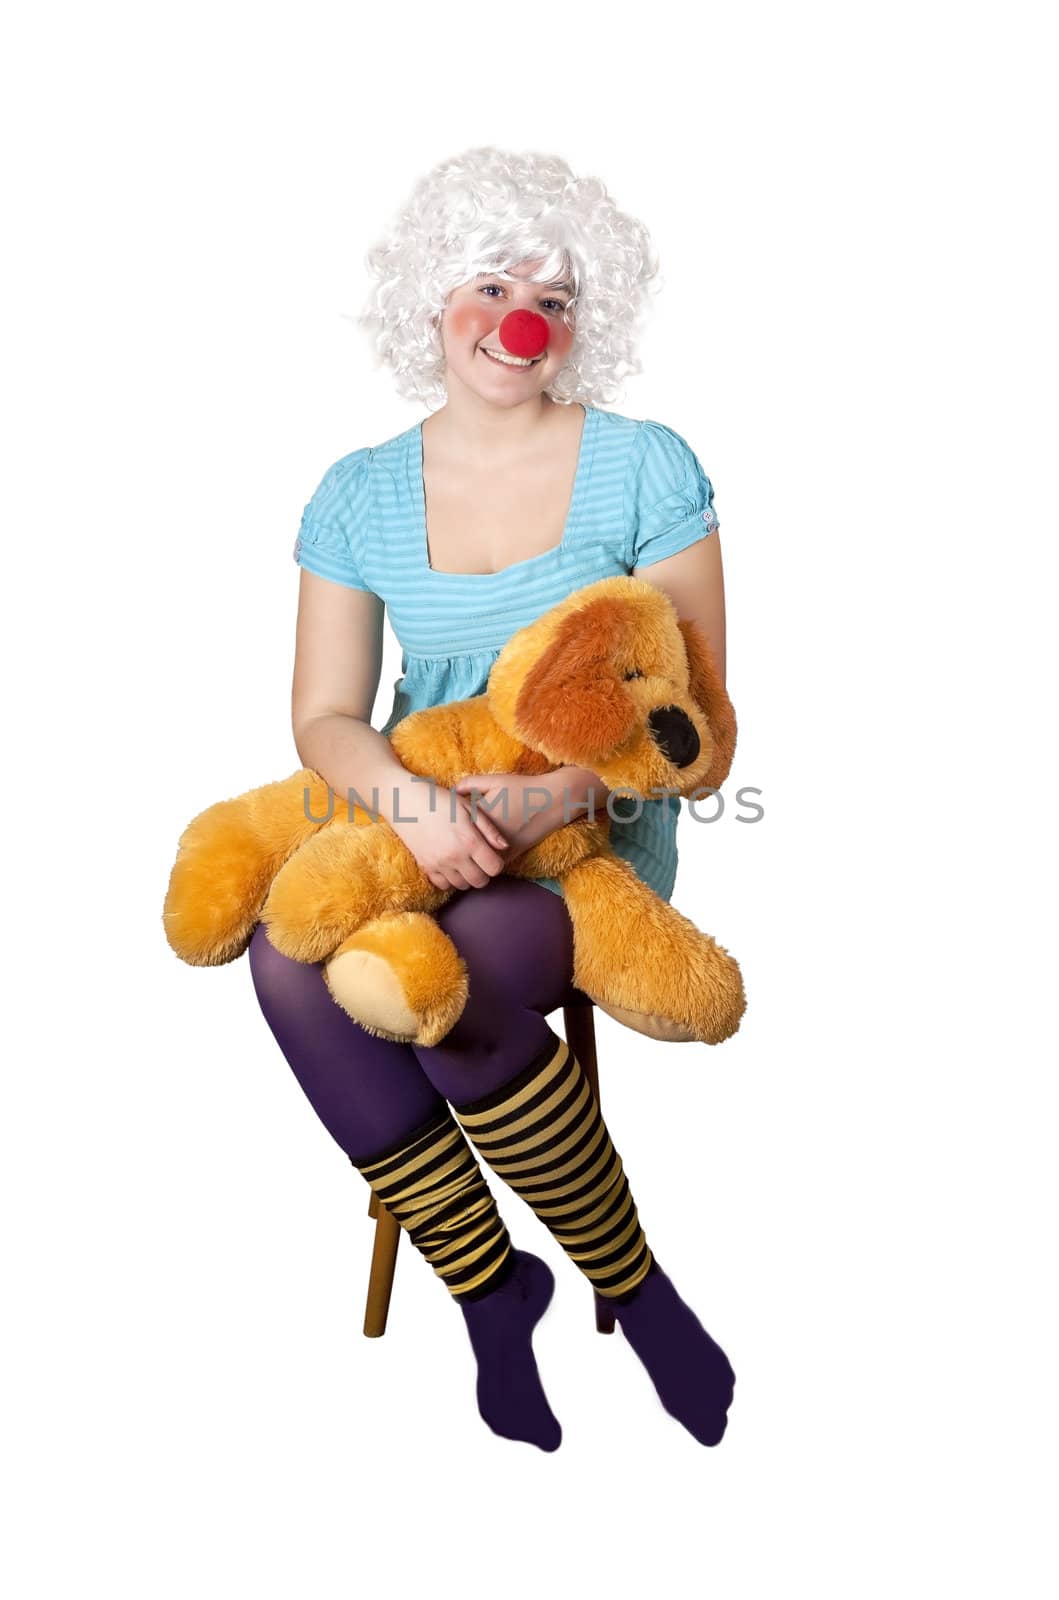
[498,309,550,359]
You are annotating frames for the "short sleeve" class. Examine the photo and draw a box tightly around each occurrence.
[292,448,374,591]
[625,420,720,570]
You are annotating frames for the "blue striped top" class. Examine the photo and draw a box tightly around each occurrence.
[293,404,719,904]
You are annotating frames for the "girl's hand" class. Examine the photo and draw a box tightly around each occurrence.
[387,784,510,893]
[452,771,572,867]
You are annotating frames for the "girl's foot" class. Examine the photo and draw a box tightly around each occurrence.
[460,1251,562,1451]
[607,1264,735,1445]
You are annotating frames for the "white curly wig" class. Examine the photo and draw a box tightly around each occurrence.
[357,146,661,411]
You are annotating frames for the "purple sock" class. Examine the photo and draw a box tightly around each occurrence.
[461,1252,562,1452]
[606,1264,736,1446]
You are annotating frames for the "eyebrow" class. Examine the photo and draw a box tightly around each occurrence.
[475,271,574,296]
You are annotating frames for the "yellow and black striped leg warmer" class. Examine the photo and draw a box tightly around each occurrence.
[453,1032,655,1300]
[355,1110,515,1301]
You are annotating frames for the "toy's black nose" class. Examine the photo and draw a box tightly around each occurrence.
[647,705,700,768]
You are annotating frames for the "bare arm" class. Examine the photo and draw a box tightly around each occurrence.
[633,530,727,685]
[290,568,508,890]
[291,569,413,817]
[547,764,613,819]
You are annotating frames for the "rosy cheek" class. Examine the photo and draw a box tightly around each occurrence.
[447,302,494,343]
[546,320,576,360]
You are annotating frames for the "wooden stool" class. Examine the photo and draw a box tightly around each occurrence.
[360,990,616,1338]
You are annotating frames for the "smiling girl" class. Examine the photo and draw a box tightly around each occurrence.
[248,147,735,1451]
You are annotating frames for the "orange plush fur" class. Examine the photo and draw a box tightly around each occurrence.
[163,577,745,1046]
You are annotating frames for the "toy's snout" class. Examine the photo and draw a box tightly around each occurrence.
[498,309,550,359]
[647,705,701,769]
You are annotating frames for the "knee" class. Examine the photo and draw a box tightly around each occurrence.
[435,879,574,1008]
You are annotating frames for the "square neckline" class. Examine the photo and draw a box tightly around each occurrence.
[409,402,598,581]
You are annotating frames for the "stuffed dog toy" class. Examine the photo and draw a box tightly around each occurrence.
[163,576,745,1047]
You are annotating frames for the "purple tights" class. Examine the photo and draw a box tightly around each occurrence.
[247,876,576,1164]
[247,874,735,1450]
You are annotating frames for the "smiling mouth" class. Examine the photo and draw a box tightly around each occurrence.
[479,347,543,369]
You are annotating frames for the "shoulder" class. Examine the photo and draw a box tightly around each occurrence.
[593,408,706,487]
[589,404,642,443]
[613,413,720,568]
[306,413,417,489]
[294,446,378,590]
[366,418,420,472]
[592,406,693,449]
[301,445,372,524]
[631,415,704,481]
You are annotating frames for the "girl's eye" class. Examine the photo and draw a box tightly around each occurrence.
[479,284,569,315]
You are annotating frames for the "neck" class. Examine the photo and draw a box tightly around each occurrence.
[424,383,567,466]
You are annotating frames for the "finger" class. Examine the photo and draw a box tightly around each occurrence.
[470,843,507,879]
[460,859,492,889]
[454,835,493,883]
[456,795,508,849]
[474,819,510,850]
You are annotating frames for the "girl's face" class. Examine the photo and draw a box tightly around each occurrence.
[439,257,576,405]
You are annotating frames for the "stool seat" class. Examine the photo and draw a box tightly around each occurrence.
[359,994,614,1338]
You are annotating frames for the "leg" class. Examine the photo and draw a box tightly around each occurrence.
[562,999,616,1332]
[416,876,578,1100]
[246,921,560,1450]
[409,880,737,1446]
[248,922,443,1162]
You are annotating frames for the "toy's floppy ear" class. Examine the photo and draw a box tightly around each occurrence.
[678,618,737,790]
[514,595,638,765]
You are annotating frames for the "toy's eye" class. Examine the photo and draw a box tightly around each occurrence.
[623,668,645,681]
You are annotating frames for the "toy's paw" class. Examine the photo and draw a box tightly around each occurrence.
[562,855,747,1046]
[324,913,469,1046]
[593,1003,698,1043]
[578,938,746,1047]
[685,943,747,1045]
[575,938,746,1047]
[163,802,271,966]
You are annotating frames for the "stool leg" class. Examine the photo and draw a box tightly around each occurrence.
[562,1001,615,1335]
[367,1189,379,1220]
[564,999,599,1099]
[363,1203,400,1338]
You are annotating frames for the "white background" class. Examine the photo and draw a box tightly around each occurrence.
[4,2,1056,1595]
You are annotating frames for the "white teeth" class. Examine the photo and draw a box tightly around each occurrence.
[481,347,537,367]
